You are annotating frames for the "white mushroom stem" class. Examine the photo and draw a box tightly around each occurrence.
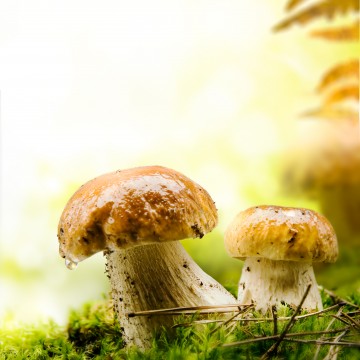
[238,257,323,313]
[105,241,236,350]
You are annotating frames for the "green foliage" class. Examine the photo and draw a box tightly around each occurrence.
[1,291,359,359]
[0,320,74,359]
[67,300,124,357]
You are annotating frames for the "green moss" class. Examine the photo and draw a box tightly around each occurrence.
[67,300,124,357]
[0,320,75,359]
[1,290,359,359]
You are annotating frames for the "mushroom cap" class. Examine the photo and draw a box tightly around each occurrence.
[224,205,338,263]
[58,166,218,263]
[283,122,360,196]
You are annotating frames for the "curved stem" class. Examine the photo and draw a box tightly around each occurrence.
[106,241,236,349]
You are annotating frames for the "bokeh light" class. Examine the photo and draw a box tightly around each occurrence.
[0,0,358,326]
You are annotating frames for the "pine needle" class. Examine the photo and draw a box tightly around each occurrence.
[222,327,351,348]
[321,287,360,309]
[260,283,312,359]
[313,305,346,360]
[323,329,350,360]
[127,303,249,317]
[173,302,344,328]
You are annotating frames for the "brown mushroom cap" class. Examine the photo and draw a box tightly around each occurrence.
[224,205,338,263]
[58,166,218,263]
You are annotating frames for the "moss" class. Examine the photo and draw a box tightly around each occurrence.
[1,291,359,359]
[67,300,124,357]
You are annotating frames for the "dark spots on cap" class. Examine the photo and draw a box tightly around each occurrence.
[245,267,251,272]
[82,237,89,244]
[288,237,295,244]
[59,228,64,235]
[200,282,203,286]
[183,263,188,268]
[191,223,204,238]
[257,259,261,263]
[288,229,298,247]
[239,282,245,290]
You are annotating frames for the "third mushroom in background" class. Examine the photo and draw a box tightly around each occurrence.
[224,205,338,313]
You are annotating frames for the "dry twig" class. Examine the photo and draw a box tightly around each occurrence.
[208,305,253,336]
[320,287,360,309]
[260,284,312,359]
[222,327,350,348]
[313,305,346,360]
[127,303,248,317]
[173,302,343,328]
[323,329,350,360]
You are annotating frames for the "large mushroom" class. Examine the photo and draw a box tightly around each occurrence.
[58,165,235,349]
[224,205,338,313]
[282,121,360,241]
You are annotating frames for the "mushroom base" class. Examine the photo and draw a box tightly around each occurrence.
[238,257,323,313]
[106,241,236,350]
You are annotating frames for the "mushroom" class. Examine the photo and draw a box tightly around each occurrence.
[282,121,360,240]
[58,165,235,349]
[224,205,338,313]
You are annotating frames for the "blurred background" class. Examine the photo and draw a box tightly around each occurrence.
[0,0,359,326]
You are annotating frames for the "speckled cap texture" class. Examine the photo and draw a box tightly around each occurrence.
[224,205,338,263]
[58,166,218,263]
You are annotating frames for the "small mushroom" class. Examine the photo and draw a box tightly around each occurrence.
[58,165,235,349]
[224,205,338,313]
